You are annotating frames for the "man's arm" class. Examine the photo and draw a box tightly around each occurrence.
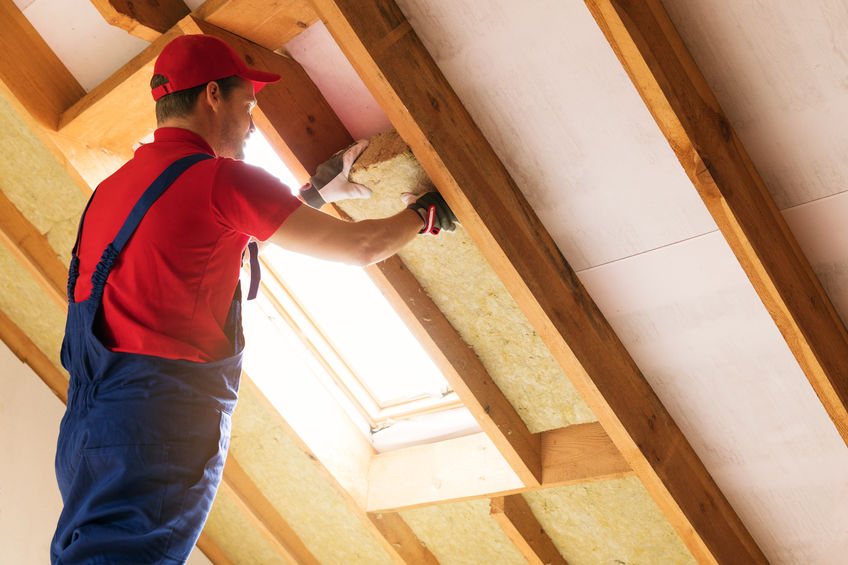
[268,204,424,266]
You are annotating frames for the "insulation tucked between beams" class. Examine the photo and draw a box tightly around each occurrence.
[203,491,292,565]
[343,131,594,432]
[226,383,396,565]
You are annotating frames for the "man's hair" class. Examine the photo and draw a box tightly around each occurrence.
[150,74,245,124]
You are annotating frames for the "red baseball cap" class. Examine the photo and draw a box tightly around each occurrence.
[151,34,281,100]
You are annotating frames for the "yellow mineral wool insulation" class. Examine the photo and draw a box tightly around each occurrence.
[0,93,87,265]
[203,489,291,565]
[228,383,396,565]
[342,131,594,432]
[399,498,527,565]
[0,246,66,370]
[523,478,696,564]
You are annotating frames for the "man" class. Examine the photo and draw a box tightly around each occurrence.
[51,34,455,564]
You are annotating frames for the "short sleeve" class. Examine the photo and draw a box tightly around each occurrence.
[210,158,302,240]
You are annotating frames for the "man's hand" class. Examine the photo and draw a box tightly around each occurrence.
[403,191,458,234]
[300,140,371,208]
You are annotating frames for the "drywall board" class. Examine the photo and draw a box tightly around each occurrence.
[576,231,848,564]
[662,0,848,210]
[343,131,594,432]
[523,478,695,565]
[285,21,393,141]
[399,498,528,565]
[229,382,395,565]
[16,0,149,92]
[203,490,291,565]
[782,190,848,328]
[392,0,717,272]
[0,340,64,564]
[0,91,86,264]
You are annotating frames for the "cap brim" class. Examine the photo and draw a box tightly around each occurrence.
[241,69,281,93]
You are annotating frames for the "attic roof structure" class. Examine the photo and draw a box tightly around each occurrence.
[2,1,848,564]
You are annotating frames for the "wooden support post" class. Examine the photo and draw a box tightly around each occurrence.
[583,0,848,449]
[368,512,440,565]
[491,495,568,565]
[308,1,767,562]
[90,0,190,41]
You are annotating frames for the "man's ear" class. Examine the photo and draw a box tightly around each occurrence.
[203,81,223,112]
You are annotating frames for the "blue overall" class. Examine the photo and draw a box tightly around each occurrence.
[52,154,246,564]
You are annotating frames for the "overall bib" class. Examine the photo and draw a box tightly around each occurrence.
[52,154,244,564]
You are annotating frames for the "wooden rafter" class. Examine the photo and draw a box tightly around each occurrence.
[367,423,632,513]
[583,0,848,448]
[490,495,568,565]
[90,0,190,41]
[368,512,440,565]
[308,1,766,562]
[193,0,319,50]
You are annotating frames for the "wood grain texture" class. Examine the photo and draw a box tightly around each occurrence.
[310,0,765,562]
[583,0,848,451]
[221,457,321,565]
[195,0,318,50]
[195,532,236,565]
[0,0,85,129]
[368,512,440,565]
[366,256,542,485]
[541,422,633,486]
[90,0,190,41]
[490,495,568,565]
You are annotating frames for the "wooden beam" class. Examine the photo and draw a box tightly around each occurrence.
[368,512,440,565]
[367,423,632,513]
[193,0,318,50]
[583,0,848,448]
[365,256,542,485]
[0,0,85,129]
[0,306,67,402]
[221,457,321,565]
[490,495,568,565]
[195,532,235,565]
[90,0,190,41]
[309,1,766,563]
[0,190,69,309]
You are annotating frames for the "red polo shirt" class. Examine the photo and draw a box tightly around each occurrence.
[74,128,301,362]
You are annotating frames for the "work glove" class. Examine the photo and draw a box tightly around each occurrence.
[403,191,458,234]
[299,140,371,208]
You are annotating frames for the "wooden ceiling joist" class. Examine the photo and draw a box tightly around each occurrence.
[193,0,319,50]
[367,512,441,565]
[367,423,632,513]
[490,495,568,565]
[583,0,848,448]
[309,0,767,562]
[90,0,190,42]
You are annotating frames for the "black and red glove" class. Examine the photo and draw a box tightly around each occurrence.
[404,191,458,234]
[299,140,371,209]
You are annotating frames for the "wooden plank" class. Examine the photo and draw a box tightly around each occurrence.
[365,256,542,485]
[541,422,633,486]
[309,1,766,563]
[195,532,236,565]
[194,0,318,50]
[0,307,67,402]
[368,512,440,565]
[367,424,633,513]
[0,190,69,309]
[0,0,86,129]
[90,0,190,41]
[583,0,848,449]
[490,495,568,565]
[221,457,321,565]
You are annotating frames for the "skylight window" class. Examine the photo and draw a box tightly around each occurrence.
[241,130,477,450]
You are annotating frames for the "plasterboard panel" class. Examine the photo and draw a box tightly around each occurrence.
[393,0,716,271]
[663,0,848,209]
[285,21,392,141]
[577,231,848,564]
[782,189,848,328]
[18,0,149,92]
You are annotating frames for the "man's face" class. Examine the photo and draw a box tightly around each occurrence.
[217,79,257,160]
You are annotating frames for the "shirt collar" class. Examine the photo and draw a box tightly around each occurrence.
[153,127,216,156]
